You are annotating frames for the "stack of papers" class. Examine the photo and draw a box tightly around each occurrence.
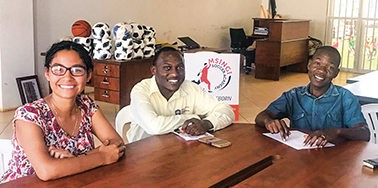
[263,130,335,150]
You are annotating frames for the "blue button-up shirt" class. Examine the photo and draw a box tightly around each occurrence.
[267,83,366,131]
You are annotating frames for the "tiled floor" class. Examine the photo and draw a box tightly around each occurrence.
[0,69,360,143]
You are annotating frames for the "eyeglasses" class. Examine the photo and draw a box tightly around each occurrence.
[50,65,87,77]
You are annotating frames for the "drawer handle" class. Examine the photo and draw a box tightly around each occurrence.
[102,68,110,74]
[101,77,110,85]
[102,66,110,74]
[102,91,110,98]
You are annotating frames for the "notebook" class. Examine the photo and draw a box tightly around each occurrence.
[178,36,200,49]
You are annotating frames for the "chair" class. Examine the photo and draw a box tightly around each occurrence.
[115,105,131,142]
[361,104,378,144]
[0,139,12,176]
[229,28,255,74]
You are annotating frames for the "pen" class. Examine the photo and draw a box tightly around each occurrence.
[283,132,289,141]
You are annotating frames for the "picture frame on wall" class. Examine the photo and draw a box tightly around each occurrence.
[16,75,42,104]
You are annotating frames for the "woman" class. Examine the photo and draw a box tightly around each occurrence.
[0,41,125,183]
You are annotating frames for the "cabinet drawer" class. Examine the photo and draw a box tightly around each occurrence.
[94,63,120,77]
[94,76,119,91]
[94,88,119,104]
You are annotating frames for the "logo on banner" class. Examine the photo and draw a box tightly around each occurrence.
[192,58,233,93]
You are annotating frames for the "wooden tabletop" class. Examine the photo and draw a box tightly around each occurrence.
[2,123,378,187]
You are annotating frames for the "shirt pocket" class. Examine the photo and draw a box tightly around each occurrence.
[291,111,306,128]
[325,112,342,128]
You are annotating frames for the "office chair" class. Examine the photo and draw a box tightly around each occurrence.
[229,28,254,74]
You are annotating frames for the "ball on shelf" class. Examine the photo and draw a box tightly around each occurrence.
[73,37,93,47]
[71,20,92,37]
[113,22,132,40]
[93,49,112,60]
[93,38,112,51]
[133,39,145,49]
[92,22,111,39]
[115,50,133,60]
[143,47,155,58]
[130,23,144,40]
[115,39,133,50]
[133,48,144,59]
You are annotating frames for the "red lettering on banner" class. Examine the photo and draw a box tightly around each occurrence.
[225,66,232,74]
[208,58,233,74]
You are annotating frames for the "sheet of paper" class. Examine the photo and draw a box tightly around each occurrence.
[263,130,335,150]
[173,129,214,141]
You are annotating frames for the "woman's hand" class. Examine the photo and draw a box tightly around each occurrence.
[48,146,75,159]
[98,140,126,165]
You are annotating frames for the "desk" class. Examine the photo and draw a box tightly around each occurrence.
[253,19,310,81]
[343,82,378,104]
[93,58,153,108]
[2,124,377,187]
[347,70,378,83]
[183,47,230,53]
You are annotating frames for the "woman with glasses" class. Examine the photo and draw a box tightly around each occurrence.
[0,41,125,183]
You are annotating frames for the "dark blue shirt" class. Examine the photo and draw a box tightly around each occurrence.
[267,83,366,131]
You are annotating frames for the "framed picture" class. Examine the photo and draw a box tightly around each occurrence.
[16,75,42,104]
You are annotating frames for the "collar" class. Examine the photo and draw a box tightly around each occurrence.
[149,76,188,101]
[301,83,339,99]
[149,76,160,96]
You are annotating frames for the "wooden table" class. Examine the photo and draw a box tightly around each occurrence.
[2,123,378,187]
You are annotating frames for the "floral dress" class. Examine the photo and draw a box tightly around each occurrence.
[0,94,98,183]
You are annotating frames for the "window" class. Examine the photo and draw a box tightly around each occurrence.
[326,0,378,72]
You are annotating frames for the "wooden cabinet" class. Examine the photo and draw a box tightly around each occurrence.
[253,19,310,80]
[93,58,153,108]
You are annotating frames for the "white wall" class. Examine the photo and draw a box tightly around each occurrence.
[0,0,329,110]
[275,0,328,41]
[34,0,261,96]
[0,0,34,111]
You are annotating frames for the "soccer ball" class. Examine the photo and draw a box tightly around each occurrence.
[115,38,133,50]
[130,23,144,40]
[73,37,92,47]
[93,38,112,50]
[133,39,145,50]
[93,38,112,51]
[113,22,132,40]
[143,37,155,47]
[115,49,133,60]
[93,49,111,60]
[143,47,155,58]
[92,22,111,39]
[133,48,144,59]
[148,26,155,33]
[148,26,156,37]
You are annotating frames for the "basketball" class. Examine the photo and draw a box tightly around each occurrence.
[71,20,91,37]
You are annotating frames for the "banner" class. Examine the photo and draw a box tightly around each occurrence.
[184,52,240,121]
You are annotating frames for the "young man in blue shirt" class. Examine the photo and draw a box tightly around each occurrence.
[255,46,370,147]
